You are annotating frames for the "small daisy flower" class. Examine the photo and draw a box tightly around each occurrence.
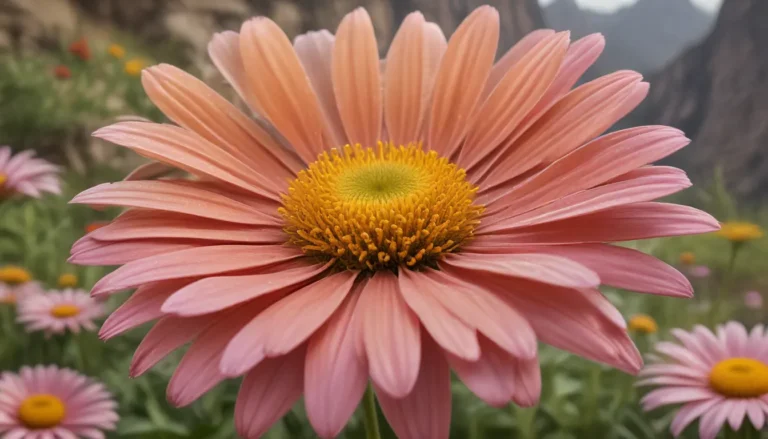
[679,251,695,265]
[0,267,42,306]
[0,147,61,199]
[68,38,91,61]
[124,58,146,76]
[108,43,125,59]
[57,273,78,288]
[0,365,118,437]
[17,289,104,335]
[628,314,658,334]
[53,65,71,79]
[639,322,768,439]
[688,265,711,278]
[744,291,763,310]
[716,221,764,243]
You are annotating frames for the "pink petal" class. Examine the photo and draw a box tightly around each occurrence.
[427,6,499,158]
[71,180,278,225]
[294,30,346,147]
[481,29,556,100]
[720,321,750,358]
[360,271,421,398]
[641,387,716,411]
[124,161,174,181]
[333,8,382,148]
[654,342,711,372]
[219,271,357,377]
[418,22,447,130]
[304,287,368,438]
[91,244,302,296]
[162,261,330,317]
[670,398,723,436]
[442,252,599,288]
[99,279,192,339]
[746,400,765,430]
[69,238,197,266]
[239,17,327,163]
[699,401,732,439]
[234,347,305,439]
[727,400,748,431]
[398,269,480,360]
[208,31,261,114]
[459,32,569,169]
[384,12,427,146]
[671,328,720,366]
[376,334,451,439]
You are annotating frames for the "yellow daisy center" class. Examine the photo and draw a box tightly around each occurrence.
[279,142,484,271]
[716,222,764,242]
[1,294,16,305]
[50,304,80,318]
[0,266,31,285]
[709,358,768,398]
[628,314,658,334]
[18,394,66,429]
[57,274,78,288]
[0,173,7,187]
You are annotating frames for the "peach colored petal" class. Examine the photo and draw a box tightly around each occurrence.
[446,335,521,407]
[123,161,174,181]
[458,32,569,169]
[294,30,347,148]
[99,279,193,340]
[208,31,261,113]
[511,355,542,407]
[427,6,499,158]
[90,245,303,296]
[239,17,327,163]
[130,313,220,377]
[481,126,688,211]
[361,271,421,398]
[219,271,357,377]
[482,166,691,232]
[304,287,367,439]
[384,12,426,146]
[398,269,480,361]
[234,347,305,439]
[375,334,450,439]
[162,261,330,317]
[418,22,447,132]
[332,8,382,148]
[89,210,284,243]
[69,238,198,266]
[419,269,537,360]
[71,181,279,225]
[142,64,303,178]
[442,252,599,288]
[481,29,555,101]
[483,70,643,189]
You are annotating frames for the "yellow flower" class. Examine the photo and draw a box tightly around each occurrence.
[124,58,146,76]
[57,273,78,288]
[0,265,31,285]
[716,221,764,243]
[628,314,658,334]
[679,251,695,265]
[108,44,125,59]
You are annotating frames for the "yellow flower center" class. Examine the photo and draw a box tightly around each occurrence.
[1,294,16,305]
[716,222,764,242]
[124,59,146,76]
[0,173,7,187]
[628,314,658,334]
[709,358,768,398]
[108,44,125,59]
[279,143,484,271]
[17,394,66,429]
[50,304,80,318]
[57,274,78,288]
[679,251,695,265]
[0,266,31,285]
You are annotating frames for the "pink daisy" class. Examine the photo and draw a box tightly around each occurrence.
[744,291,763,310]
[0,282,44,307]
[0,146,60,199]
[71,6,718,438]
[0,365,118,438]
[639,322,768,439]
[17,289,104,336]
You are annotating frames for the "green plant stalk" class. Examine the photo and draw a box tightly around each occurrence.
[582,364,602,436]
[514,406,538,439]
[711,242,742,324]
[362,385,382,439]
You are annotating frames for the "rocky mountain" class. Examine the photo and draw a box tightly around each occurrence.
[643,0,768,200]
[542,0,716,77]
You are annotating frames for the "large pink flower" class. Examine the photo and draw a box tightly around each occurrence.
[0,365,118,438]
[0,146,60,199]
[639,322,768,439]
[71,6,718,438]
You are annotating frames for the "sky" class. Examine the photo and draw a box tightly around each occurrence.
[538,0,723,14]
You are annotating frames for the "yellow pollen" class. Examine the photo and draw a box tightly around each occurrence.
[279,142,484,271]
[709,358,768,398]
[628,314,658,334]
[57,273,78,288]
[0,266,31,285]
[18,394,66,429]
[50,304,80,318]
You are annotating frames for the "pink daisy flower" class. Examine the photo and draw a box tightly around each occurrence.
[17,289,104,336]
[71,6,718,438]
[0,365,118,438]
[0,282,44,307]
[639,322,768,439]
[744,291,763,310]
[0,146,60,199]
[689,265,712,278]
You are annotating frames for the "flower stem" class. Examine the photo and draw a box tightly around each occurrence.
[711,242,741,324]
[362,385,382,439]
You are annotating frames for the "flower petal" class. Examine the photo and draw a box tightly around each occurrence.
[69,238,197,266]
[669,398,723,436]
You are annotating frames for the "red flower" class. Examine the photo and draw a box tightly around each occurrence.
[69,38,90,61]
[53,65,71,79]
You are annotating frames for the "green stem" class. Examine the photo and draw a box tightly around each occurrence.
[514,406,538,439]
[362,385,382,439]
[711,242,741,324]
